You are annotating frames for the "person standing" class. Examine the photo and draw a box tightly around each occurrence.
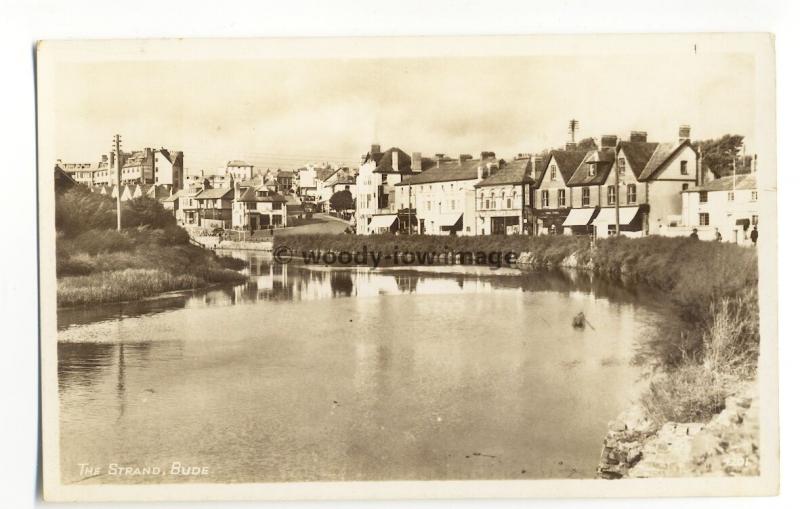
[715,228,722,242]
[690,228,699,240]
[750,225,759,245]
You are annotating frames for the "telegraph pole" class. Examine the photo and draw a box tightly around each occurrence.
[614,143,620,236]
[113,134,122,231]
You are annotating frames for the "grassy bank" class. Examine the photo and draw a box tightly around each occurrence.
[280,233,759,424]
[56,187,246,307]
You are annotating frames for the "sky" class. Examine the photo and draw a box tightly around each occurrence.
[51,52,755,173]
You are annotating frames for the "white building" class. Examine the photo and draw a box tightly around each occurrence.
[354,145,415,234]
[679,173,758,244]
[226,160,255,181]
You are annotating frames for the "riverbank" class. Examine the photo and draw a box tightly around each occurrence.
[55,187,246,307]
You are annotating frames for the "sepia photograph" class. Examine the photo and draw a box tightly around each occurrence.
[36,34,778,501]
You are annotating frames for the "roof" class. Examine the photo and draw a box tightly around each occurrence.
[397,157,496,185]
[196,187,235,199]
[327,175,356,187]
[567,149,614,186]
[475,158,534,187]
[316,167,338,182]
[227,160,252,167]
[277,170,295,179]
[687,173,757,192]
[238,187,288,202]
[536,150,590,186]
[618,141,660,178]
[367,147,412,174]
[638,140,697,180]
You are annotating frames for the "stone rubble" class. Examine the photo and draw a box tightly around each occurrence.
[597,384,759,479]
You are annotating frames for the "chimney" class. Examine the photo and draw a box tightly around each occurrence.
[411,152,422,172]
[370,144,381,156]
[435,153,446,168]
[630,131,648,143]
[516,153,532,160]
[600,135,618,150]
[565,142,577,151]
[679,125,691,142]
[391,150,399,171]
[233,180,240,202]
[477,163,484,181]
[459,154,473,164]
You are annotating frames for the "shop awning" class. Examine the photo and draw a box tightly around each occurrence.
[369,214,398,229]
[437,213,463,227]
[563,208,597,226]
[591,206,641,226]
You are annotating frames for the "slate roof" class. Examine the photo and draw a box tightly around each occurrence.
[535,149,590,187]
[316,167,338,182]
[567,148,615,187]
[638,140,696,181]
[367,147,413,174]
[686,173,756,192]
[618,141,660,179]
[397,157,496,185]
[196,187,235,199]
[475,158,534,187]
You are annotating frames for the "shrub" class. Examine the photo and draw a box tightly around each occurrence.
[640,364,732,423]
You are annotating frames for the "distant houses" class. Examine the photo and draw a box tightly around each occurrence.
[55,124,758,242]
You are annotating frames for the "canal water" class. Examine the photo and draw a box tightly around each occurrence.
[57,250,667,484]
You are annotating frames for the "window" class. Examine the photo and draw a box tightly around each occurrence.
[582,187,590,206]
[451,200,456,210]
[588,164,595,177]
[507,198,512,209]
[558,189,566,207]
[680,161,688,175]
[627,184,637,204]
[682,183,690,191]
[607,185,617,205]
[699,191,708,203]
[699,212,710,226]
[542,190,550,207]
[485,199,490,209]
[550,165,557,181]
[751,191,758,201]
[618,157,626,175]
[752,215,759,226]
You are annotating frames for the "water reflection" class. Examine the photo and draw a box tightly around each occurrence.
[59,250,660,331]
[57,249,671,484]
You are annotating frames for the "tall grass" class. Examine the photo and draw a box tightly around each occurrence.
[57,269,204,307]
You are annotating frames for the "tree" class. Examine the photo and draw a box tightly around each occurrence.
[330,190,354,212]
[694,134,752,178]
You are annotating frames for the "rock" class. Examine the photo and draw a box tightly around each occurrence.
[609,420,627,433]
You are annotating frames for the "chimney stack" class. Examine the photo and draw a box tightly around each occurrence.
[411,152,422,173]
[679,125,691,142]
[391,150,399,171]
[459,154,473,164]
[630,131,648,143]
[435,153,446,168]
[565,142,577,151]
[370,144,381,156]
[480,151,495,161]
[600,135,618,150]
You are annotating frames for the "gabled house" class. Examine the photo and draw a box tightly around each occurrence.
[534,148,589,234]
[590,127,699,238]
[355,145,415,234]
[194,183,235,229]
[232,184,288,231]
[276,170,295,193]
[474,156,536,235]
[562,138,617,235]
[161,187,202,225]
